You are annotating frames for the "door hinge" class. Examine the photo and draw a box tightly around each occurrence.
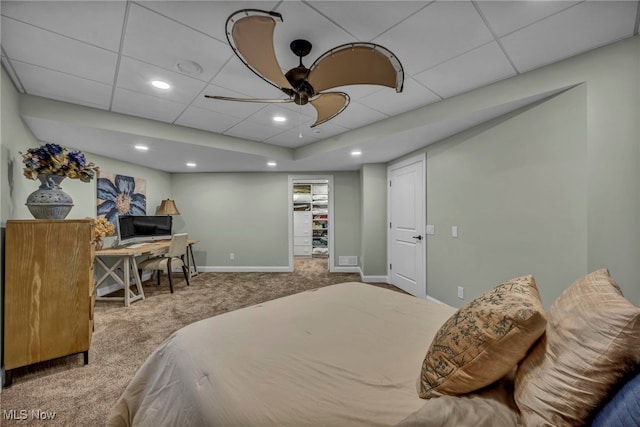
[390,263,392,270]
[389,180,392,187]
[389,222,392,229]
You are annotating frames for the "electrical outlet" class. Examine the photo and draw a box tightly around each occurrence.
[457,286,464,299]
[229,253,235,260]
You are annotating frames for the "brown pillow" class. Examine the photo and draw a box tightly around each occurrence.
[418,275,546,398]
[514,269,640,426]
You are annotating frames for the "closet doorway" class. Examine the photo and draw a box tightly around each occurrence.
[288,175,334,272]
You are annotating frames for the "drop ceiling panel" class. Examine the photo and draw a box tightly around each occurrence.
[11,60,112,110]
[1,16,118,84]
[501,1,637,72]
[263,126,321,148]
[210,57,286,99]
[122,4,230,82]
[140,1,280,42]
[246,104,304,129]
[373,1,494,75]
[116,56,208,104]
[174,105,243,134]
[0,0,126,51]
[414,42,516,98]
[307,1,427,41]
[223,119,290,142]
[476,1,581,37]
[325,101,389,130]
[111,87,187,123]
[193,84,266,118]
[359,77,441,116]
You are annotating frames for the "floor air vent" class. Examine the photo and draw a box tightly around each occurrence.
[338,256,358,266]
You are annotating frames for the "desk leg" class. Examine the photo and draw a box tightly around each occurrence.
[95,255,145,307]
[129,257,145,302]
[187,243,198,277]
[123,257,131,307]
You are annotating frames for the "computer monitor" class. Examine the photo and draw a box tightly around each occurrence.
[116,215,173,246]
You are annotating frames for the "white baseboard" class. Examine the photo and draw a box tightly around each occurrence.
[331,266,360,273]
[360,274,389,283]
[426,295,447,305]
[199,266,293,273]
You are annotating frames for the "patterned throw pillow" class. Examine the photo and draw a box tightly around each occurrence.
[514,269,640,426]
[418,275,546,398]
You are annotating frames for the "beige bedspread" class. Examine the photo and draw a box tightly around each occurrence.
[107,282,518,426]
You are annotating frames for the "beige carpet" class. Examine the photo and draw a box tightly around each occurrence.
[1,258,400,426]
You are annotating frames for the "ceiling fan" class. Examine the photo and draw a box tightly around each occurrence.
[205,9,404,128]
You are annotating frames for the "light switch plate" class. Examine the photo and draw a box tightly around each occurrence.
[426,224,435,235]
[452,226,458,238]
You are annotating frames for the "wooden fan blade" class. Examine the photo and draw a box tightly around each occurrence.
[206,95,293,103]
[307,43,404,93]
[309,92,350,127]
[226,10,292,91]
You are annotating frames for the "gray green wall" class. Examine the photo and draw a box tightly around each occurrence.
[425,87,587,308]
[360,164,387,277]
[169,171,361,270]
[388,37,639,307]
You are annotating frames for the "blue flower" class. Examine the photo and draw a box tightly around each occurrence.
[97,175,146,226]
[21,143,97,181]
[68,151,86,168]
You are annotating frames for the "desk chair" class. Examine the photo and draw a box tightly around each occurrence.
[138,233,190,293]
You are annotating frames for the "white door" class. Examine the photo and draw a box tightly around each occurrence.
[388,155,426,297]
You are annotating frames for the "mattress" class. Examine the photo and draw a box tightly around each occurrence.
[107,282,516,426]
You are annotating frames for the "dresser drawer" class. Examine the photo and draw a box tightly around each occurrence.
[294,245,312,256]
[294,236,311,246]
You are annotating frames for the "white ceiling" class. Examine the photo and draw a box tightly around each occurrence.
[1,1,638,172]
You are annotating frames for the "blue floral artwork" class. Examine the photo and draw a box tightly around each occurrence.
[97,172,146,228]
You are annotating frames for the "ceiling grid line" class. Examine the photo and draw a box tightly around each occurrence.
[108,0,133,111]
[634,0,640,35]
[471,0,520,75]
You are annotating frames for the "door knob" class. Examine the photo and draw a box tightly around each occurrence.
[412,235,423,240]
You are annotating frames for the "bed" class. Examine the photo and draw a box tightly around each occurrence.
[108,270,640,427]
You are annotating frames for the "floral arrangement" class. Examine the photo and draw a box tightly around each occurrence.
[93,216,115,240]
[21,143,98,182]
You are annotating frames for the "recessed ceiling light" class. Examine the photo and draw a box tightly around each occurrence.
[351,150,362,157]
[186,162,197,167]
[267,161,277,167]
[273,115,286,122]
[151,80,171,90]
[134,144,149,151]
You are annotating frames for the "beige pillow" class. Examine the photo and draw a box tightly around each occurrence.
[418,275,546,398]
[514,269,640,426]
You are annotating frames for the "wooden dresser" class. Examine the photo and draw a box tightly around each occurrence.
[3,219,95,387]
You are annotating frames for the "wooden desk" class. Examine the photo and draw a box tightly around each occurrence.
[95,239,198,306]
